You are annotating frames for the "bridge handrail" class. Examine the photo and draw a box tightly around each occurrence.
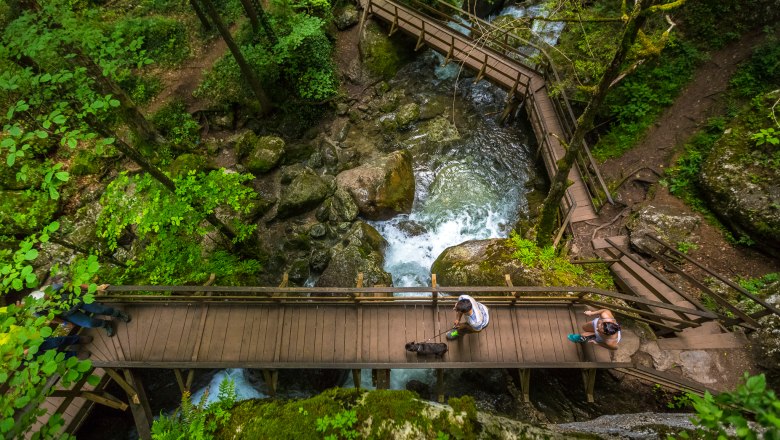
[369,0,534,96]
[375,0,613,207]
[97,285,718,333]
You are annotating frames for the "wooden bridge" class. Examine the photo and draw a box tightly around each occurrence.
[364,0,613,225]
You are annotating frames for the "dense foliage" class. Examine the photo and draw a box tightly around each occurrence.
[152,378,236,440]
[679,373,780,440]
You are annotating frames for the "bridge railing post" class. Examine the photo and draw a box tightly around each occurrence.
[431,273,438,305]
[353,272,363,302]
[504,274,517,306]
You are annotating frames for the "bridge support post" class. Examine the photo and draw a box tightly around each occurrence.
[372,369,390,389]
[123,369,152,440]
[508,369,531,402]
[262,369,279,396]
[436,369,445,403]
[352,369,362,389]
[582,368,596,403]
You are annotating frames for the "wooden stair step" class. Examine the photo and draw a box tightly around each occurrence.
[657,332,747,350]
[592,236,629,250]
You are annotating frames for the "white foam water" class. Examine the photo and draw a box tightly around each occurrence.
[190,368,266,408]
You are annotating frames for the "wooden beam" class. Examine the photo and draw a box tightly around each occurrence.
[475,53,488,83]
[443,35,454,66]
[436,369,445,403]
[50,390,129,411]
[104,368,140,405]
[582,368,596,403]
[520,369,531,402]
[415,21,426,51]
[279,273,289,288]
[389,5,398,36]
[373,369,390,389]
[186,369,195,392]
[173,369,186,396]
[352,369,362,389]
[123,369,152,440]
[505,274,517,306]
[262,370,278,396]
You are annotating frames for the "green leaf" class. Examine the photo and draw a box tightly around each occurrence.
[0,418,14,433]
[40,73,52,82]
[88,261,100,274]
[55,172,69,182]
[40,326,52,337]
[6,153,15,167]
[11,278,23,290]
[76,360,91,372]
[24,249,38,260]
[109,99,120,107]
[86,374,100,387]
[1,138,15,148]
[67,138,77,148]
[52,115,67,125]
[42,360,57,375]
[35,130,48,139]
[49,186,59,200]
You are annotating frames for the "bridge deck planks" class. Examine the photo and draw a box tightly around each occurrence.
[85,303,628,369]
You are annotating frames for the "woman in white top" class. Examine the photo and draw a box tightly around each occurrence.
[446,294,489,340]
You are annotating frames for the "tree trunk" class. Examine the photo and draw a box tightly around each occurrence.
[238,0,261,33]
[190,0,212,31]
[251,0,278,45]
[90,123,239,242]
[70,47,166,146]
[196,0,273,114]
[535,0,650,248]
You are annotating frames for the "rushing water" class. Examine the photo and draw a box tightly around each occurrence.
[188,1,552,409]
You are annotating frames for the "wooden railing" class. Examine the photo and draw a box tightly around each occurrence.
[637,234,780,329]
[386,0,613,209]
[99,283,718,333]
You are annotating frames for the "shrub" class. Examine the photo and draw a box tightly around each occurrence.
[151,100,201,151]
[114,16,190,66]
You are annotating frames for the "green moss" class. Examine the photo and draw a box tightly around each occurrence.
[0,190,58,236]
[360,22,411,79]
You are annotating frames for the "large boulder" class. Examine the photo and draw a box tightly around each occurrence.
[316,187,360,223]
[333,4,359,30]
[431,239,539,286]
[168,153,208,179]
[626,205,700,255]
[277,167,330,219]
[335,150,415,220]
[237,131,286,174]
[358,21,413,79]
[316,221,391,288]
[699,111,780,256]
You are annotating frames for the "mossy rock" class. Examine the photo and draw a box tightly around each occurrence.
[396,102,420,127]
[335,150,415,220]
[333,4,359,30]
[0,190,58,236]
[70,150,103,176]
[237,131,286,174]
[359,21,413,79]
[431,238,538,287]
[277,168,330,218]
[0,156,43,189]
[168,153,208,179]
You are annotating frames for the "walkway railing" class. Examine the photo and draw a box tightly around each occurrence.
[100,284,718,334]
[389,0,613,209]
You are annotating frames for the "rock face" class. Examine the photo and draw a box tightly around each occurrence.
[358,21,411,79]
[333,4,359,30]
[277,167,330,219]
[431,239,538,286]
[626,205,700,254]
[750,282,780,378]
[237,131,286,174]
[699,120,780,256]
[335,150,415,220]
[316,221,391,288]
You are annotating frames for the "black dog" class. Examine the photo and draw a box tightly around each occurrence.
[405,341,448,358]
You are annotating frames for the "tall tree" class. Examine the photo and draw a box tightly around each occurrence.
[535,0,684,247]
[195,0,273,114]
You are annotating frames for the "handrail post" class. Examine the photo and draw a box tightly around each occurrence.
[505,274,517,306]
[354,272,363,303]
[431,273,438,306]
[415,20,425,50]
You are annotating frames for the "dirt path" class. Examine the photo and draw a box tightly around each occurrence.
[143,35,229,115]
[574,30,780,279]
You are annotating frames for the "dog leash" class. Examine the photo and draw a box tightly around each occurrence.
[422,326,456,343]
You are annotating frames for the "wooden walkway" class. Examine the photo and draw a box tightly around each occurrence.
[83,302,624,369]
[366,0,599,223]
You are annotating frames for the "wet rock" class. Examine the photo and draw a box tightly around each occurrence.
[335,150,415,220]
[277,167,330,218]
[330,118,350,142]
[309,222,328,239]
[395,102,420,127]
[418,95,449,120]
[403,115,460,149]
[318,188,360,223]
[626,205,700,255]
[555,412,695,439]
[336,102,349,116]
[316,222,391,288]
[237,131,286,174]
[396,219,427,236]
[309,247,331,273]
[287,258,310,285]
[333,4,359,30]
[57,201,108,255]
[430,238,538,286]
